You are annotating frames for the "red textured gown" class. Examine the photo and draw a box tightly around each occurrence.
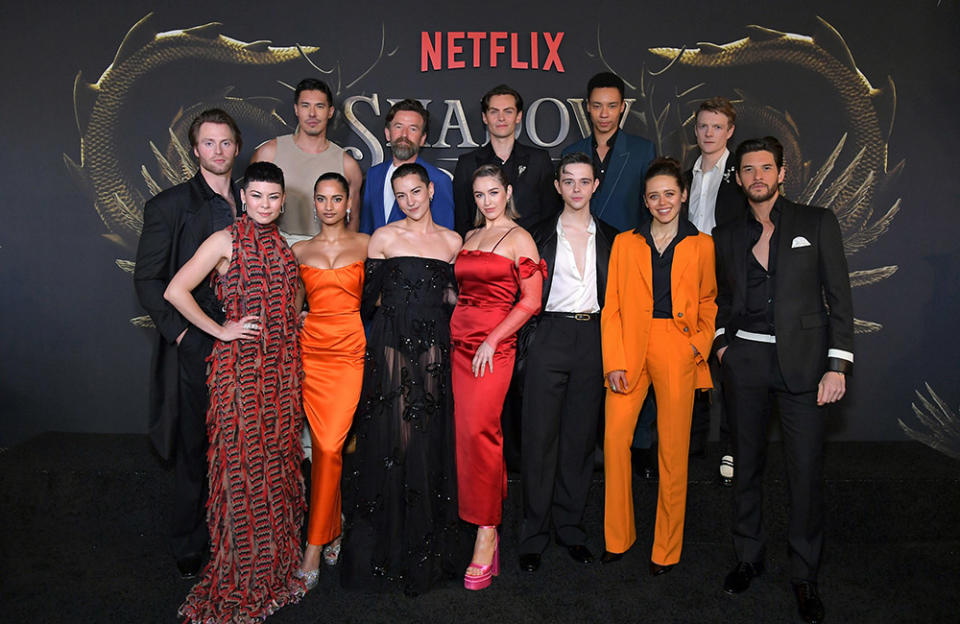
[450,250,546,525]
[180,216,305,624]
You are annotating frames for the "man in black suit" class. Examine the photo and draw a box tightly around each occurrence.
[714,137,853,624]
[453,84,560,235]
[134,109,241,578]
[517,153,618,572]
[684,97,745,481]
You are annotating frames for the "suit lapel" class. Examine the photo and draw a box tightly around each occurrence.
[671,236,694,297]
[596,136,630,218]
[540,216,559,308]
[634,234,653,296]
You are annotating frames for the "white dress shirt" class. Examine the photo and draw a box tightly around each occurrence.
[382,162,398,224]
[545,217,600,313]
[688,148,730,235]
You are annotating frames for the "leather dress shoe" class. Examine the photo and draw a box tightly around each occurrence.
[176,553,202,579]
[564,544,594,564]
[600,550,623,564]
[792,581,825,623]
[723,561,763,594]
[518,553,541,572]
[649,561,675,576]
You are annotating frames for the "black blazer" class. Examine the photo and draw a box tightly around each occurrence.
[452,141,560,236]
[683,164,746,231]
[529,212,619,310]
[712,197,854,393]
[133,171,239,459]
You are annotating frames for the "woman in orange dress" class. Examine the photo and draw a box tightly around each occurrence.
[450,164,546,590]
[291,172,369,587]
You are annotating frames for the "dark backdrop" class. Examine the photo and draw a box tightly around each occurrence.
[1,0,957,445]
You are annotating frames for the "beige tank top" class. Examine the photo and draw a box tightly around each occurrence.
[272,134,345,236]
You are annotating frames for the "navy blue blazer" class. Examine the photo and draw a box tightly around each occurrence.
[358,156,455,234]
[562,131,656,233]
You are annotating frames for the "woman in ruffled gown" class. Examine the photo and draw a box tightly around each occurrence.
[165,162,305,623]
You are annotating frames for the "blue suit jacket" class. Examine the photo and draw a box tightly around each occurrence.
[562,132,656,233]
[358,156,455,234]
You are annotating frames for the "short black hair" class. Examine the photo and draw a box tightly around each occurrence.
[314,171,349,197]
[294,78,333,107]
[555,152,596,181]
[391,162,431,187]
[188,108,242,151]
[385,99,429,133]
[734,136,784,170]
[242,161,284,190]
[481,84,524,114]
[586,72,625,100]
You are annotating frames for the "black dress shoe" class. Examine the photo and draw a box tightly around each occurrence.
[792,581,825,623]
[176,553,202,579]
[564,545,594,564]
[649,561,675,576]
[518,553,541,572]
[723,561,763,594]
[600,550,623,564]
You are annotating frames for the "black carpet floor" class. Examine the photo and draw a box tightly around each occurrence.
[1,433,958,623]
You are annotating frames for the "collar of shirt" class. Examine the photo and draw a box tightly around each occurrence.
[692,148,730,175]
[747,200,782,245]
[556,214,597,240]
[638,217,698,252]
[383,162,399,222]
[591,129,619,152]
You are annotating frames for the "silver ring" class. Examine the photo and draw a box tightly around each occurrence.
[244,322,255,330]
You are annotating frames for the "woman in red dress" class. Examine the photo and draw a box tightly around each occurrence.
[450,164,546,590]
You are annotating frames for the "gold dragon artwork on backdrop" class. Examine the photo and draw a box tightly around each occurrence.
[66,13,900,334]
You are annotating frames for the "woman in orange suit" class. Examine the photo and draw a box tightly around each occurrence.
[600,157,717,574]
[291,172,369,588]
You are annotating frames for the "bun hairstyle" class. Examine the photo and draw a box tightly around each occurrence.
[314,171,349,197]
[471,164,520,226]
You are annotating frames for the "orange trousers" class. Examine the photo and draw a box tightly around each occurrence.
[604,319,696,565]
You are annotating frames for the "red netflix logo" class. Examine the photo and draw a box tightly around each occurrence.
[421,32,565,72]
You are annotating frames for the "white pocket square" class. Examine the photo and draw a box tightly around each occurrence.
[791,236,812,248]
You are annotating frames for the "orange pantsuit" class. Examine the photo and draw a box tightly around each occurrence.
[601,230,716,565]
[300,262,366,546]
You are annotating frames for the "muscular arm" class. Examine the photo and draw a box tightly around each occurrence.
[343,152,363,232]
[249,138,277,163]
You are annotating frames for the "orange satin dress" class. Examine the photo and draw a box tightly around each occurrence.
[300,261,365,546]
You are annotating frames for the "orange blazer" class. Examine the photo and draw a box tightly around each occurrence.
[601,230,718,391]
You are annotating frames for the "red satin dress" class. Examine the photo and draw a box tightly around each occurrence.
[450,250,546,525]
[299,261,365,546]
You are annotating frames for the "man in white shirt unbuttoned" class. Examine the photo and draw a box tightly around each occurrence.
[517,153,620,572]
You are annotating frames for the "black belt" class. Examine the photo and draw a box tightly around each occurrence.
[541,311,599,321]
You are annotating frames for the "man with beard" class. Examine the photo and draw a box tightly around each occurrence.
[134,109,242,578]
[452,84,559,236]
[251,78,363,241]
[358,99,454,234]
[713,136,853,624]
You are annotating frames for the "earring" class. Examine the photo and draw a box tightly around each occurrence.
[242,202,247,211]
[346,207,352,223]
[313,210,319,222]
[280,202,285,214]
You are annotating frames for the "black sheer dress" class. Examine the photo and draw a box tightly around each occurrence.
[340,256,464,595]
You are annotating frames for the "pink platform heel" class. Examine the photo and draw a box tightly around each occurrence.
[464,526,500,591]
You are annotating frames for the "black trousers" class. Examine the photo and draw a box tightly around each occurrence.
[519,316,604,554]
[170,328,213,560]
[722,338,825,582]
[690,353,730,454]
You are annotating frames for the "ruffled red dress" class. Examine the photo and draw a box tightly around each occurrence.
[450,250,546,525]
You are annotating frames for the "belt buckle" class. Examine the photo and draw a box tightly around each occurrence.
[574,313,591,321]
